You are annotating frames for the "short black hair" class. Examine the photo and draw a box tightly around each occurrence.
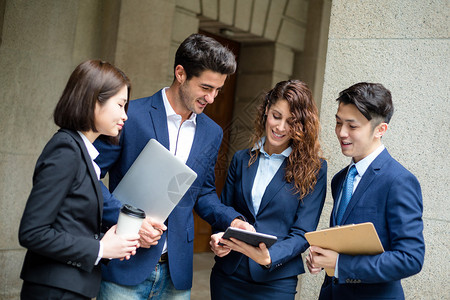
[174,33,236,80]
[54,60,131,142]
[337,82,394,125]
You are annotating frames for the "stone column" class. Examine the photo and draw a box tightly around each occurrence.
[0,1,104,298]
[112,0,176,99]
[293,0,332,112]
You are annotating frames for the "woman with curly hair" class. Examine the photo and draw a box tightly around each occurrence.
[209,80,327,299]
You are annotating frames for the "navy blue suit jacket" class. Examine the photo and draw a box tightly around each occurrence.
[212,149,327,282]
[94,89,241,289]
[319,149,425,300]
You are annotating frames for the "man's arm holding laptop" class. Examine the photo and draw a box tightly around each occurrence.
[193,134,253,232]
[94,139,166,248]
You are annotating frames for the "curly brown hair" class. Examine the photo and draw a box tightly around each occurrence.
[249,80,323,198]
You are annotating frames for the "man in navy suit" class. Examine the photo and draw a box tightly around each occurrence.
[306,82,425,300]
[94,34,251,299]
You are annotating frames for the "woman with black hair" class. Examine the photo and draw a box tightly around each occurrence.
[19,60,140,299]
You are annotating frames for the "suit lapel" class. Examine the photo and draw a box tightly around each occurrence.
[241,151,259,218]
[149,90,170,150]
[186,114,206,168]
[257,159,287,215]
[62,129,104,221]
[340,149,390,224]
[331,168,347,226]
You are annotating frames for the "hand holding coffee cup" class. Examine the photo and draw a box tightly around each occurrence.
[102,204,145,260]
[116,204,146,236]
[101,224,140,260]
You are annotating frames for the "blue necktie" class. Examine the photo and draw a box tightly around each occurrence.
[336,165,358,225]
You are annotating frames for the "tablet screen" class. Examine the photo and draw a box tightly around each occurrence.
[221,227,277,248]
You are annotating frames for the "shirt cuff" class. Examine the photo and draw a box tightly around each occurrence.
[95,241,103,265]
[334,254,339,278]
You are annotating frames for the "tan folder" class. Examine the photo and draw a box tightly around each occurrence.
[305,222,384,276]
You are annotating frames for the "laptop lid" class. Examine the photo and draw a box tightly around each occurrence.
[113,139,197,223]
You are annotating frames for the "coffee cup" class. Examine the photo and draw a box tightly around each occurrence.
[116,204,146,236]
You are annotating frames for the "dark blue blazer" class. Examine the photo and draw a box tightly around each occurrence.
[319,149,425,300]
[19,129,104,298]
[94,89,241,289]
[212,149,327,282]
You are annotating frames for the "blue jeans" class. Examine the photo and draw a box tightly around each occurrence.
[97,262,190,300]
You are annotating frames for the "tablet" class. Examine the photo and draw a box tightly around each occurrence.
[221,227,277,248]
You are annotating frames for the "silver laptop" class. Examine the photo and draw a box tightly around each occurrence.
[113,139,197,223]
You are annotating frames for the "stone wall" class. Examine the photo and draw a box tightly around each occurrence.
[0,1,103,298]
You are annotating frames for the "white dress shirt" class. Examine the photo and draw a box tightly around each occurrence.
[161,87,197,253]
[77,131,103,265]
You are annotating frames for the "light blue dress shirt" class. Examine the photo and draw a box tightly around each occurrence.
[251,137,292,215]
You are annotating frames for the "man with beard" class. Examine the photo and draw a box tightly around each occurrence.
[94,33,252,300]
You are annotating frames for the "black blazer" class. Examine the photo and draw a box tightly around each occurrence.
[19,129,104,298]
